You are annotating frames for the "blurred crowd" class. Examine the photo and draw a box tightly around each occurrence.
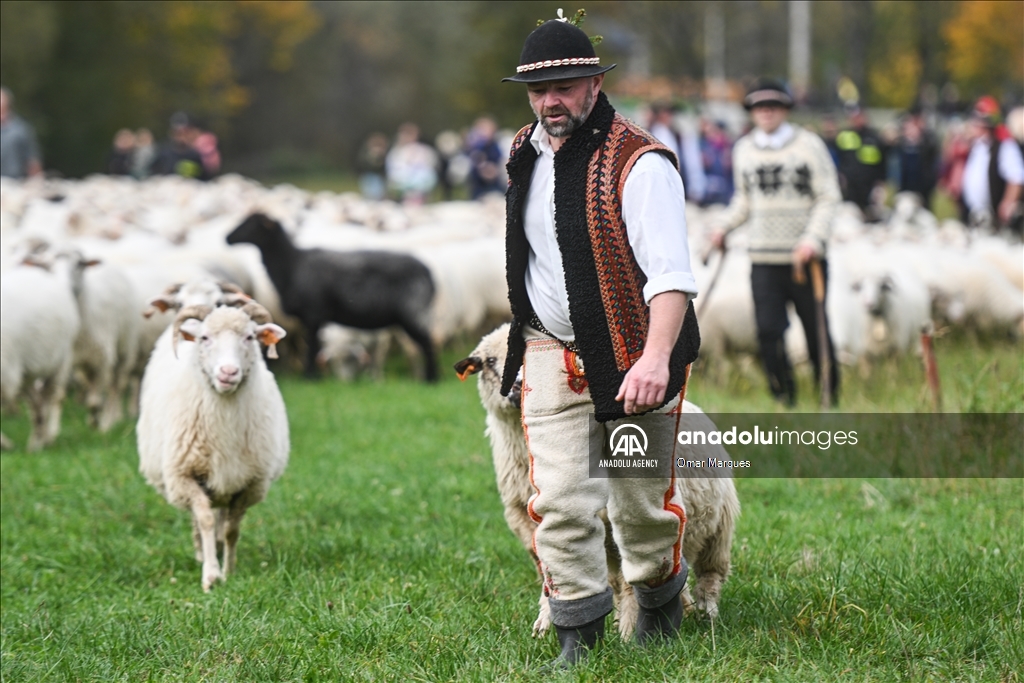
[104,112,221,181]
[347,92,1023,236]
[2,80,1022,234]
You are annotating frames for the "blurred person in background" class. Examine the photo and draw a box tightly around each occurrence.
[151,112,208,180]
[647,102,706,203]
[961,96,1024,233]
[466,116,504,199]
[132,128,156,179]
[193,126,221,177]
[819,115,840,167]
[699,118,734,206]
[386,122,438,206]
[357,132,389,200]
[711,78,841,407]
[0,86,42,179]
[836,108,887,220]
[938,118,971,209]
[896,105,939,207]
[434,130,464,201]
[106,128,136,176]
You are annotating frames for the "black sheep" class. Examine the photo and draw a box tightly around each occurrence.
[226,213,438,382]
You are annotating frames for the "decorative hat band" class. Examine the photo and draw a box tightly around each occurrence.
[517,56,601,73]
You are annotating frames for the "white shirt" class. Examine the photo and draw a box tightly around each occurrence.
[752,122,795,150]
[523,123,698,342]
[963,137,1024,212]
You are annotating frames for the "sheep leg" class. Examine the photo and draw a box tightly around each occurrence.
[603,512,640,639]
[185,484,222,592]
[223,484,263,577]
[304,323,323,379]
[191,518,204,562]
[400,321,438,383]
[97,360,129,432]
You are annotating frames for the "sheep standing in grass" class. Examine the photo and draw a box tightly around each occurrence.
[455,325,740,638]
[0,261,81,451]
[226,213,438,382]
[137,302,288,592]
[48,248,141,432]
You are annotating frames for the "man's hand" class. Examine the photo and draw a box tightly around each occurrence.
[615,291,688,414]
[998,183,1021,225]
[792,242,817,268]
[709,229,726,250]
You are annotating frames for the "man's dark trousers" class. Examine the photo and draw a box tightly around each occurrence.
[751,261,839,406]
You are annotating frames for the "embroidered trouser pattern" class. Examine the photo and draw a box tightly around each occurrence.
[521,326,686,605]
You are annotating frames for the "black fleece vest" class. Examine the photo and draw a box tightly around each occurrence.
[500,92,700,421]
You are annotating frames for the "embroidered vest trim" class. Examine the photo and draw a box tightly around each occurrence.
[501,92,701,421]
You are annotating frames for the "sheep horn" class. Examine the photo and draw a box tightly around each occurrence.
[240,301,274,324]
[240,301,279,358]
[217,281,248,296]
[171,304,213,358]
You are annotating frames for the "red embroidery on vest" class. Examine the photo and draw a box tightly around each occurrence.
[584,115,673,371]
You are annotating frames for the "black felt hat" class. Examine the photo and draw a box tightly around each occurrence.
[743,78,794,110]
[502,19,616,83]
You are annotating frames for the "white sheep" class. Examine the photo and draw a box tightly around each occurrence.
[317,324,391,381]
[0,261,81,451]
[137,302,289,592]
[455,324,740,638]
[42,248,141,432]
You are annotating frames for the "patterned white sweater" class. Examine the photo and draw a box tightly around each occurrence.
[719,125,841,264]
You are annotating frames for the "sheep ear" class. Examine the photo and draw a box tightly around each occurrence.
[256,323,286,359]
[453,356,482,381]
[144,295,177,317]
[178,319,202,342]
[83,258,102,268]
[21,256,50,270]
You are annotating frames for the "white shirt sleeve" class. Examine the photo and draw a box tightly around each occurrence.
[998,140,1024,185]
[622,152,699,304]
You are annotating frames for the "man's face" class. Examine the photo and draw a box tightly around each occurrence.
[527,75,602,139]
[750,103,787,134]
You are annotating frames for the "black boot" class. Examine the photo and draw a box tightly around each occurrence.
[545,588,613,669]
[634,562,688,646]
[549,615,605,668]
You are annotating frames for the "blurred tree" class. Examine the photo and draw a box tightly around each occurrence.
[866,1,922,108]
[10,1,318,176]
[0,1,59,118]
[943,0,1024,100]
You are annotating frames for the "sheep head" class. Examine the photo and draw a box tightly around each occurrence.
[225,212,285,250]
[145,280,251,318]
[176,306,287,394]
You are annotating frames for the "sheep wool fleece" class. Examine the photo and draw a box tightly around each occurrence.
[522,326,687,622]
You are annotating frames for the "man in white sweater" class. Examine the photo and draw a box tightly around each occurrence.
[711,78,841,406]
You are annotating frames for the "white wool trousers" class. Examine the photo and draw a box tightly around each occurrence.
[521,326,687,607]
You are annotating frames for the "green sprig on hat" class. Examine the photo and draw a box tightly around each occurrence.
[538,8,603,45]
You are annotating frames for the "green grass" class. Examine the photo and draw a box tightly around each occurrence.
[2,340,1022,681]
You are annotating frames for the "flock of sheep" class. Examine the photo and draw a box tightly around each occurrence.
[1,173,1021,598]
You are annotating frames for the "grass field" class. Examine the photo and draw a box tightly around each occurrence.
[2,337,1022,681]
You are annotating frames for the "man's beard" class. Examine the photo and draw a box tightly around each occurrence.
[535,88,594,138]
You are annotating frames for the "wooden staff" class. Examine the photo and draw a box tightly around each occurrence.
[808,259,832,409]
[696,240,727,318]
[920,322,942,411]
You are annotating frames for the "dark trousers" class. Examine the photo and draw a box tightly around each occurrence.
[751,262,839,406]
